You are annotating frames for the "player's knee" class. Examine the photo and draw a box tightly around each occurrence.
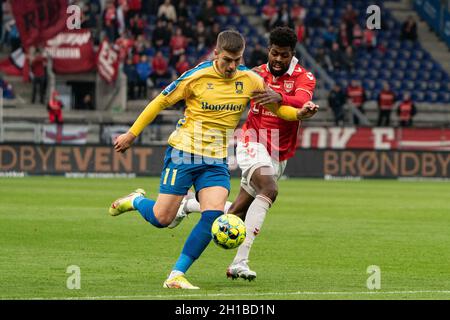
[259,184,278,202]
[154,210,175,227]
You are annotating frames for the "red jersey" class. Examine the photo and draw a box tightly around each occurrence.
[152,56,168,74]
[398,100,415,121]
[31,56,46,78]
[346,85,365,107]
[241,57,316,161]
[378,90,396,110]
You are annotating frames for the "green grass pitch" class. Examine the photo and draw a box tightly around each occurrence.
[1,177,449,300]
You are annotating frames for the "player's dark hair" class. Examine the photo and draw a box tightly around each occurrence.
[269,27,297,51]
[216,30,245,53]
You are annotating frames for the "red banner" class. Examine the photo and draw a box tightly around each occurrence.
[298,127,450,151]
[97,40,120,83]
[45,29,96,74]
[10,0,68,49]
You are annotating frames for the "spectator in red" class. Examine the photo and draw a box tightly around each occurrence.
[346,80,366,126]
[352,24,363,48]
[175,54,190,76]
[157,0,177,23]
[47,90,64,124]
[401,16,418,42]
[291,0,307,21]
[342,3,358,30]
[127,0,142,18]
[262,0,278,31]
[377,82,396,126]
[363,27,377,51]
[397,92,417,127]
[30,47,47,104]
[115,31,135,61]
[151,51,171,87]
[130,14,146,38]
[338,22,350,49]
[216,0,230,15]
[170,27,188,64]
[294,18,307,44]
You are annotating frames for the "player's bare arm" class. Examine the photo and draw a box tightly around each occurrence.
[114,132,137,153]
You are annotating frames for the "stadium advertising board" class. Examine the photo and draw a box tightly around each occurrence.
[298,127,450,151]
[1,144,449,179]
[285,149,450,179]
[0,145,160,176]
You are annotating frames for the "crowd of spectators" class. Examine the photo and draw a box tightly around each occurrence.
[315,4,377,74]
[0,0,241,101]
[91,0,243,99]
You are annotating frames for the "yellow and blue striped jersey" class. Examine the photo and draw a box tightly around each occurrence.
[129,60,296,158]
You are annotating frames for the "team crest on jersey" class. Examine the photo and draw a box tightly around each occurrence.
[235,81,243,94]
[284,81,295,93]
[207,83,214,90]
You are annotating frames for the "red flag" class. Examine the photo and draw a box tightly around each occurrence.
[10,0,68,49]
[97,40,120,83]
[45,29,96,74]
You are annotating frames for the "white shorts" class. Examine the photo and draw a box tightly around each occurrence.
[236,141,287,197]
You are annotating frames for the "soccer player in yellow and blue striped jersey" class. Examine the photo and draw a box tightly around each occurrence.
[109,30,308,289]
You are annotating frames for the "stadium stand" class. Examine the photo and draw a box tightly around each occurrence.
[0,0,449,144]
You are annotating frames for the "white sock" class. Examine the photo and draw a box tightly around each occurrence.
[185,200,232,214]
[185,199,201,213]
[232,195,272,265]
[224,201,232,213]
[168,270,184,280]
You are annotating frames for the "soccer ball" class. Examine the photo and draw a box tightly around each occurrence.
[211,214,246,249]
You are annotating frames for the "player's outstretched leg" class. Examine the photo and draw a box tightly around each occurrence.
[163,209,223,289]
[167,191,196,229]
[228,167,277,281]
[168,191,233,229]
[109,188,146,216]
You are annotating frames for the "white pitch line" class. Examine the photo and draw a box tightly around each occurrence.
[3,290,450,300]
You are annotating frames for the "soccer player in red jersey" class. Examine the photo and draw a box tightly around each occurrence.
[170,27,319,281]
